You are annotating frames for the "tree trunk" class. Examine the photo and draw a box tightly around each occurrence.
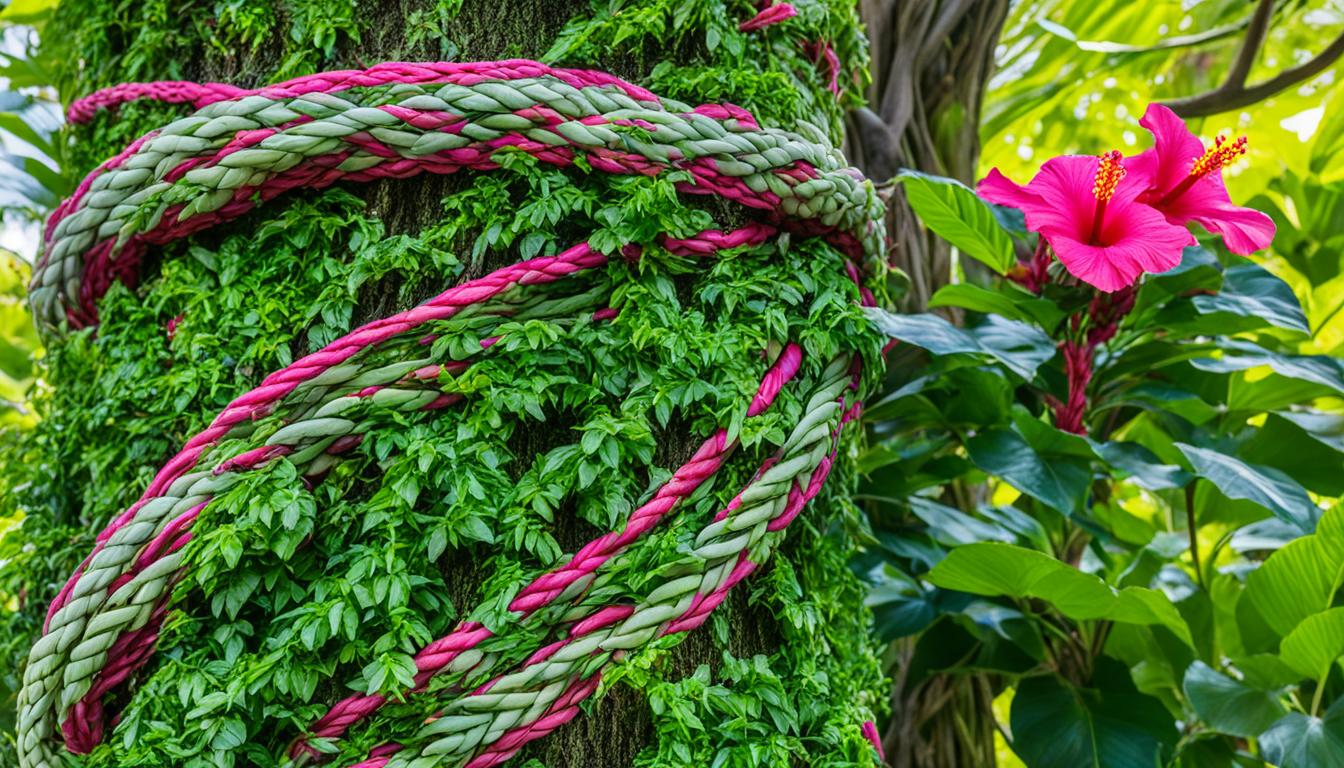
[4,2,887,767]
[846,2,1010,764]
[847,0,1009,310]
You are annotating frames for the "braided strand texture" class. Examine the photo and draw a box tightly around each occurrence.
[32,60,882,332]
[19,60,886,768]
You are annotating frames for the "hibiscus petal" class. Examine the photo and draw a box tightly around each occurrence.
[1051,200,1193,292]
[1189,203,1276,255]
[1021,155,1103,242]
[1051,236,1134,292]
[976,168,1041,210]
[1138,104,1205,193]
[1154,172,1275,254]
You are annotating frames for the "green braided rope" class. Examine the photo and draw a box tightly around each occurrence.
[378,356,854,766]
[31,74,883,331]
[17,282,607,768]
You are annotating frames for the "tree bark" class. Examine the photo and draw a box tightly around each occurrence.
[847,0,1009,310]
[847,3,1009,765]
[15,2,869,766]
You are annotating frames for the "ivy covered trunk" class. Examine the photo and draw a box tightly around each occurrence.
[1,1,890,767]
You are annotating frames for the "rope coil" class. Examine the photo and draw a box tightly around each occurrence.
[19,60,884,767]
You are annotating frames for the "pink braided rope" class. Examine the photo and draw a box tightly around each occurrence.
[350,373,863,768]
[293,341,803,752]
[67,60,660,124]
[338,250,879,766]
[862,719,885,761]
[46,63,866,328]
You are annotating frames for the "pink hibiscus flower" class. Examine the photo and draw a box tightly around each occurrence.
[1129,103,1275,255]
[978,151,1194,292]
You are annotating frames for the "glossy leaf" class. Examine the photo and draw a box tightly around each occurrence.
[897,170,1016,274]
[927,543,1191,644]
[864,309,1054,379]
[1177,444,1318,533]
[1009,657,1176,768]
[1259,700,1344,768]
[1192,264,1310,335]
[1182,661,1286,738]
[967,428,1089,513]
[1246,506,1344,638]
[1280,607,1344,681]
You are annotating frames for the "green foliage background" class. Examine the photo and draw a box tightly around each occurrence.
[860,3,1344,767]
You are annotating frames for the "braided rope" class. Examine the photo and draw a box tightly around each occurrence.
[360,358,861,768]
[19,60,885,767]
[32,60,882,332]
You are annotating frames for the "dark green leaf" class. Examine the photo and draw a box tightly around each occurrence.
[967,428,1088,513]
[1010,658,1176,768]
[1191,340,1344,397]
[1192,264,1310,335]
[1182,661,1286,738]
[865,310,1053,379]
[1177,444,1318,533]
[1259,700,1344,768]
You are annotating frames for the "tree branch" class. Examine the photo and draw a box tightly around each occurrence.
[1163,23,1344,117]
[1225,0,1275,89]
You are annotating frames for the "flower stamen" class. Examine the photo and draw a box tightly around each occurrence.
[1157,135,1247,207]
[1090,150,1125,244]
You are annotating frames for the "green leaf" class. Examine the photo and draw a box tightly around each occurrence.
[0,0,57,25]
[865,310,1054,379]
[1240,414,1344,497]
[1280,607,1344,681]
[1093,441,1190,491]
[209,718,246,751]
[897,170,1016,274]
[1192,264,1310,335]
[968,315,1057,380]
[1276,411,1344,454]
[908,497,1015,546]
[1181,661,1286,738]
[1009,657,1176,768]
[928,282,1063,328]
[1191,340,1344,397]
[1246,506,1344,638]
[1177,444,1318,533]
[1259,700,1344,768]
[927,543,1192,644]
[966,428,1089,513]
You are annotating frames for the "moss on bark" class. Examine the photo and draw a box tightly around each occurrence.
[1,2,888,766]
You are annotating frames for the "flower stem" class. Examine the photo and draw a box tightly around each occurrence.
[1186,481,1205,590]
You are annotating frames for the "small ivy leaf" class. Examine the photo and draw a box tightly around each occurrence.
[210,718,246,751]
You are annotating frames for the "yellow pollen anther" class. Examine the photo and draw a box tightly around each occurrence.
[1190,134,1247,178]
[1092,150,1125,203]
